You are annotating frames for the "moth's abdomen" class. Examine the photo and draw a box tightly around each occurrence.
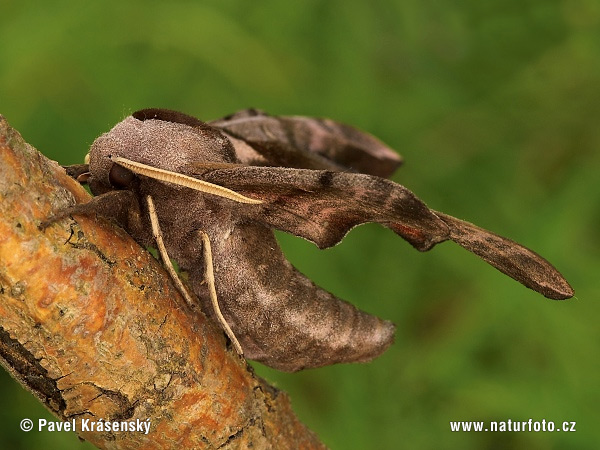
[192,223,395,372]
[266,270,396,371]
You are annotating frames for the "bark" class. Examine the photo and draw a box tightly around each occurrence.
[0,115,325,449]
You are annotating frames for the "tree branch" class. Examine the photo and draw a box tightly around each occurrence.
[0,115,324,449]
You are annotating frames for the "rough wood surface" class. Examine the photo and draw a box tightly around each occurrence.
[0,115,325,449]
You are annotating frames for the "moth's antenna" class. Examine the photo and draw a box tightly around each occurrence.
[111,156,263,204]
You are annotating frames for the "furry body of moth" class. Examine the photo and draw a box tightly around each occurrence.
[55,108,573,372]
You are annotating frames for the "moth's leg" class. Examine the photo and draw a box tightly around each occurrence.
[197,230,244,356]
[62,164,90,181]
[145,195,196,310]
[40,190,140,231]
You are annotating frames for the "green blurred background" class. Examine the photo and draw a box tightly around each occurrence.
[0,0,598,448]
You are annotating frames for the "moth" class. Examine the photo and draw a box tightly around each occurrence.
[51,108,573,372]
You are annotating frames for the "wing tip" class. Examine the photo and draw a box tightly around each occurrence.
[435,211,574,300]
[538,278,574,300]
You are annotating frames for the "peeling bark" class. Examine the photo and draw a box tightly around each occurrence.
[0,115,325,449]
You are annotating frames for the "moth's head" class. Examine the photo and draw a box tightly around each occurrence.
[87,109,237,195]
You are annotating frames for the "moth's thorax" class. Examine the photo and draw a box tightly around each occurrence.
[140,179,238,263]
[87,115,237,194]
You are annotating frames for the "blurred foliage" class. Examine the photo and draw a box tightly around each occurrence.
[0,0,598,449]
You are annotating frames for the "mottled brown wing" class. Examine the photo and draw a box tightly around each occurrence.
[210,109,403,177]
[200,166,449,251]
[434,212,573,300]
[201,166,573,300]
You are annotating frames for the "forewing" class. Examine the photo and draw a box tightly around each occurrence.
[210,109,403,177]
[201,166,573,300]
[435,212,573,300]
[201,166,449,251]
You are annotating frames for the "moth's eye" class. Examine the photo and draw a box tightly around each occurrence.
[108,163,135,189]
